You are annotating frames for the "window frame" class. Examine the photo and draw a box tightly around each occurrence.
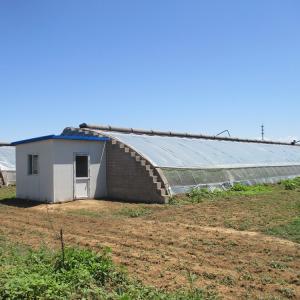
[28,154,39,175]
[74,153,90,179]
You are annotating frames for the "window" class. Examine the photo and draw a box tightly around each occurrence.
[28,154,38,175]
[76,155,88,178]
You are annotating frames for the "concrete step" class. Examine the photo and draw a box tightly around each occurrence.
[151,176,158,183]
[148,169,154,177]
[156,182,162,189]
[160,188,167,197]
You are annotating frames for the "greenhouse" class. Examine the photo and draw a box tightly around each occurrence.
[12,123,300,204]
[0,145,16,186]
[60,123,300,203]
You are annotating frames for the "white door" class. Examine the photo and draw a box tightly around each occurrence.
[74,154,90,199]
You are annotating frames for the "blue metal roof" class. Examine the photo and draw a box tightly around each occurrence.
[11,135,110,146]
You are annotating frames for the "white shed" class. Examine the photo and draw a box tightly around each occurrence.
[12,135,108,203]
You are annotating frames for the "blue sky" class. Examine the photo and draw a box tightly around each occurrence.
[1,1,300,142]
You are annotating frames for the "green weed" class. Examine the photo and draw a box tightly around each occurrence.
[67,209,103,218]
[0,241,219,300]
[280,177,300,190]
[277,287,296,299]
[219,275,235,286]
[170,183,272,205]
[265,217,300,243]
[269,261,287,270]
[116,207,152,218]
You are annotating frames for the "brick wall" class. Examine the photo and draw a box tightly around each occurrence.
[106,143,166,203]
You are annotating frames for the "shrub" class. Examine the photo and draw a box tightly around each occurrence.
[280,177,300,190]
[230,183,248,192]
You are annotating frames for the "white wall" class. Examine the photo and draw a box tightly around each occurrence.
[16,140,54,202]
[52,140,107,202]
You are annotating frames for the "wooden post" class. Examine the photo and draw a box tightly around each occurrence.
[60,228,65,266]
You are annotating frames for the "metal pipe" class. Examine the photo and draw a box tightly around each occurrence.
[216,130,231,137]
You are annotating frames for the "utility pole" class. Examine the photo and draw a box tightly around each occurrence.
[261,124,264,140]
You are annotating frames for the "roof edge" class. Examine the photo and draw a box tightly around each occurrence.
[79,123,298,146]
[12,135,110,146]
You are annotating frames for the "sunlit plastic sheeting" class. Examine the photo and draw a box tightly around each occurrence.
[99,131,300,169]
[162,166,300,194]
[1,171,16,185]
[0,146,16,171]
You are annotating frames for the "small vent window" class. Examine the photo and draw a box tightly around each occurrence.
[28,154,39,175]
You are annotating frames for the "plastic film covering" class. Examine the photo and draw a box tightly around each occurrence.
[162,166,300,194]
[0,146,16,171]
[87,130,300,194]
[99,131,300,168]
[1,171,16,185]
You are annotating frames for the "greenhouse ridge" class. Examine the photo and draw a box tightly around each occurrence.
[79,123,298,146]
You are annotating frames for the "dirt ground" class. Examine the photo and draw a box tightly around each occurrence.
[0,196,299,300]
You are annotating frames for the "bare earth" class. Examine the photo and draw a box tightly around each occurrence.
[0,198,299,299]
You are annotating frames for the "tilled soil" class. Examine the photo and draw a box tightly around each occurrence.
[0,199,299,299]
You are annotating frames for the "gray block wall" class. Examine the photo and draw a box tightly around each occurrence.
[106,142,166,203]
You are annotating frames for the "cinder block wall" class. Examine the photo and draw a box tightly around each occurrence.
[106,143,165,203]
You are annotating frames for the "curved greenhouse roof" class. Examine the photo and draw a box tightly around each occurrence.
[93,131,300,169]
[63,124,300,197]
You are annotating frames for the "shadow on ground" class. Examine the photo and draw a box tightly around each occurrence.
[0,198,42,208]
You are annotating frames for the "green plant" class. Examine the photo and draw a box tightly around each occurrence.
[280,177,300,190]
[0,241,220,300]
[187,270,198,291]
[116,207,152,218]
[240,273,254,281]
[230,183,249,191]
[68,209,103,218]
[202,272,217,280]
[173,183,272,205]
[219,275,235,286]
[269,261,287,270]
[265,217,300,243]
[277,287,295,298]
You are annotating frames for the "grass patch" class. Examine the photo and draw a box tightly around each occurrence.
[169,183,272,205]
[265,217,300,243]
[0,240,219,300]
[167,181,300,243]
[116,207,152,218]
[67,209,104,218]
[0,185,15,201]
